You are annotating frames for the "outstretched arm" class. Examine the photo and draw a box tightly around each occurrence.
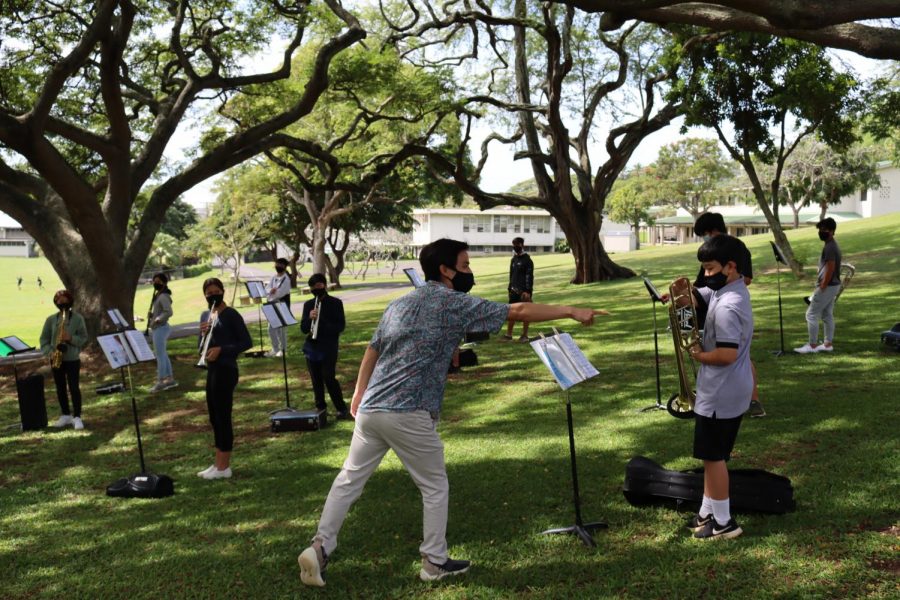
[507,303,608,326]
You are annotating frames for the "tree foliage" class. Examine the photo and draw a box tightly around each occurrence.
[653,137,733,218]
[606,167,658,250]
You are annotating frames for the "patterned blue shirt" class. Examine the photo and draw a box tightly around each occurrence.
[359,281,510,416]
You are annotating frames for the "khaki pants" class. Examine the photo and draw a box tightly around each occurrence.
[313,410,449,563]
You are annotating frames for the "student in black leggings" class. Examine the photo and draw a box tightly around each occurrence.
[197,278,252,480]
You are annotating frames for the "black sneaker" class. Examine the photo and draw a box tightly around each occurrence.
[419,557,471,581]
[747,400,766,418]
[686,513,714,532]
[693,518,743,540]
[335,411,354,421]
[298,543,328,587]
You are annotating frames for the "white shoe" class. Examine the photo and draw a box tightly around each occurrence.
[53,415,74,428]
[793,343,819,354]
[273,351,284,358]
[264,350,276,357]
[162,379,179,390]
[197,464,217,477]
[149,381,165,393]
[72,417,84,430]
[816,344,834,352]
[201,467,232,480]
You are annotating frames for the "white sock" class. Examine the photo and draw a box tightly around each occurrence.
[710,498,731,526]
[699,495,713,518]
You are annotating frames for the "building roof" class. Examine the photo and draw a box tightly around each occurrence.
[0,212,23,229]
[654,212,862,226]
[413,207,551,217]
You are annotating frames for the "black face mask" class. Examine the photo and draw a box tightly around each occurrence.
[312,288,326,297]
[513,245,523,254]
[153,282,164,291]
[704,272,729,291]
[450,270,475,293]
[818,231,830,241]
[55,302,71,311]
[206,294,224,308]
[275,266,286,273]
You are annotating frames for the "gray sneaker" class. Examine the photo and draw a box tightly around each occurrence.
[419,557,470,582]
[499,334,513,342]
[298,543,328,587]
[747,400,766,418]
[517,334,530,343]
[162,379,179,390]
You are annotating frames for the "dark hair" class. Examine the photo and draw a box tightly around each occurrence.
[512,237,525,245]
[275,258,289,266]
[693,212,727,237]
[420,238,469,281]
[54,289,74,303]
[697,234,746,267]
[816,217,837,232]
[153,272,169,284]
[202,277,225,293]
[308,273,327,288]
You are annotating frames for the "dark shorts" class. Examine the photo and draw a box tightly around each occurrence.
[509,291,533,304]
[693,413,743,462]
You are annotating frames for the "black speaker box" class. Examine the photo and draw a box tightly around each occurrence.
[270,408,327,432]
[17,374,47,431]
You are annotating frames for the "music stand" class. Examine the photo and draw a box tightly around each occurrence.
[261,301,298,413]
[769,242,788,357]
[98,313,174,498]
[403,267,426,288]
[531,330,607,547]
[639,278,666,412]
[244,280,269,357]
[2,335,45,431]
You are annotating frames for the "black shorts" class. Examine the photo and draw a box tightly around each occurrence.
[693,413,743,462]
[509,291,532,304]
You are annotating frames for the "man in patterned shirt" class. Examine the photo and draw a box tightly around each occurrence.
[299,238,607,587]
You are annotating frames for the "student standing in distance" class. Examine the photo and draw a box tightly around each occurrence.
[266,258,292,357]
[502,236,534,342]
[685,234,753,540]
[692,213,765,418]
[197,278,253,480]
[39,290,89,430]
[795,217,842,354]
[149,273,178,393]
[298,238,609,587]
[300,273,350,419]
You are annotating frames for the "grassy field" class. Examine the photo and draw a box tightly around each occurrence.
[1,214,898,599]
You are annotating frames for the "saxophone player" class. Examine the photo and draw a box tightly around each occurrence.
[39,290,88,430]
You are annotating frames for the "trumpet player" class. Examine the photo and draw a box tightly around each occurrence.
[39,290,88,430]
[300,273,350,420]
[197,278,252,480]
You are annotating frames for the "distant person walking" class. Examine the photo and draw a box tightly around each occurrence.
[795,218,842,354]
[17,276,22,290]
[37,276,43,290]
[502,237,534,342]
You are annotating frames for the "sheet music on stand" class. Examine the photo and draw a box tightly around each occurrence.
[262,302,297,328]
[245,280,267,300]
[642,277,663,303]
[107,308,130,330]
[0,335,33,356]
[770,241,788,265]
[97,330,156,369]
[403,267,426,288]
[530,331,599,390]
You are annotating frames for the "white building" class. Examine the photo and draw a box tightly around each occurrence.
[411,207,636,253]
[0,212,37,257]
[651,161,900,244]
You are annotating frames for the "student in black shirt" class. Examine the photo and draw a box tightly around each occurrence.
[197,278,253,480]
[502,237,534,342]
[301,273,350,419]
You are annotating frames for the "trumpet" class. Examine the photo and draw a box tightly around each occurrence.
[197,302,218,369]
[310,296,322,340]
[50,308,69,369]
[666,277,701,419]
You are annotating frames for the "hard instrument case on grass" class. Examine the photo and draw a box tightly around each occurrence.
[270,408,327,432]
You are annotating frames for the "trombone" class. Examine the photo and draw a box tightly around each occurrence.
[197,301,218,368]
[666,277,701,419]
[310,296,322,340]
[837,263,855,300]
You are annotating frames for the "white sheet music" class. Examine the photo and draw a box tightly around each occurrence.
[124,329,156,362]
[403,268,425,288]
[97,333,134,369]
[261,303,283,327]
[107,308,130,329]
[530,333,598,391]
[246,280,267,299]
[274,302,297,326]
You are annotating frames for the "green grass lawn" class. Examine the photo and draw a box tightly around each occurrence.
[1,214,899,599]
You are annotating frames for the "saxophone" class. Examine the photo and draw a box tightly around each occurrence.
[50,309,69,369]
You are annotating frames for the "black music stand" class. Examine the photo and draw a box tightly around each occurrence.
[639,278,666,412]
[1,335,46,431]
[261,302,298,414]
[403,267,425,288]
[769,242,788,357]
[244,281,269,358]
[531,332,607,547]
[98,315,174,498]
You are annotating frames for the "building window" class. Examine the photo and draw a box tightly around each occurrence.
[879,186,891,200]
[523,216,550,234]
[860,188,868,202]
[493,216,509,233]
[463,215,491,233]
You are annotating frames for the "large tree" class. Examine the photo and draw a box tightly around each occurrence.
[653,137,734,220]
[0,0,366,335]
[668,32,860,276]
[386,2,709,283]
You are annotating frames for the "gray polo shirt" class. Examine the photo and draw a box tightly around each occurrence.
[817,238,842,286]
[694,279,754,419]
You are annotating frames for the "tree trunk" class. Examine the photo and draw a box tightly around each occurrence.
[632,222,641,251]
[552,207,635,283]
